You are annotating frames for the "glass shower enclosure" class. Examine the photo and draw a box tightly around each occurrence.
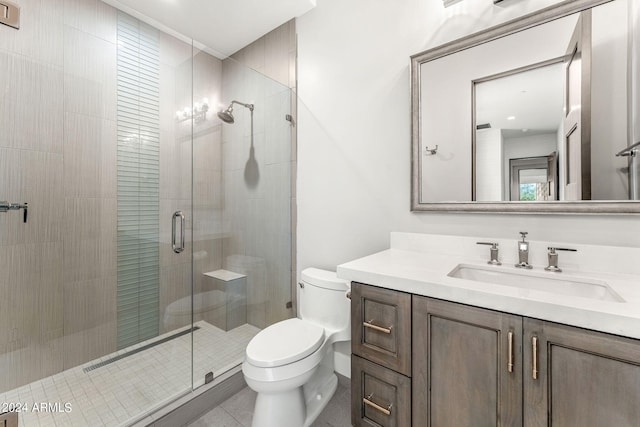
[0,1,294,425]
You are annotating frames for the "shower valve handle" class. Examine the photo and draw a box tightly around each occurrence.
[0,201,28,223]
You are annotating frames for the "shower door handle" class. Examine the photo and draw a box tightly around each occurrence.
[172,211,185,253]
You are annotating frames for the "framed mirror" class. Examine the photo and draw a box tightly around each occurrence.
[410,0,640,213]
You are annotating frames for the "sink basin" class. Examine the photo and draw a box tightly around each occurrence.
[447,264,625,303]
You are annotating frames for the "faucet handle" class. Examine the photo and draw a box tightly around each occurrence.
[519,231,528,240]
[476,242,501,265]
[545,247,577,272]
[547,246,577,253]
[476,241,498,248]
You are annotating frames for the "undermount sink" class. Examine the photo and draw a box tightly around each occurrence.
[447,264,625,303]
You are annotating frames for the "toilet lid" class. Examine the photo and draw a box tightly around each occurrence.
[246,318,325,368]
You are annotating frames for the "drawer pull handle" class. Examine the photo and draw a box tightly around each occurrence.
[363,320,392,334]
[364,393,392,416]
[507,331,514,373]
[532,336,539,380]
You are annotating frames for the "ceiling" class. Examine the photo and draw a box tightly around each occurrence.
[475,61,565,139]
[101,0,316,58]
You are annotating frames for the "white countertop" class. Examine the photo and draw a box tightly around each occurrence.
[337,233,640,340]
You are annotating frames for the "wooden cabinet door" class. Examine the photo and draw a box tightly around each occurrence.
[352,355,411,427]
[352,282,412,376]
[524,318,640,427]
[413,296,523,427]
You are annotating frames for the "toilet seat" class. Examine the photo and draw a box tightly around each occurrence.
[246,318,325,368]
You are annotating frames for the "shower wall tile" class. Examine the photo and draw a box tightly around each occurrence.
[193,49,223,109]
[0,242,64,391]
[221,20,296,329]
[265,89,293,165]
[62,275,117,369]
[63,112,117,198]
[0,52,15,149]
[194,126,222,170]
[267,261,294,325]
[264,22,293,88]
[160,62,177,133]
[96,1,118,43]
[63,25,116,120]
[159,262,192,334]
[193,238,223,292]
[13,56,64,154]
[159,31,192,68]
[40,241,65,333]
[100,120,118,199]
[63,197,117,283]
[0,0,64,67]
[231,36,265,74]
[160,130,192,200]
[64,0,117,43]
[0,149,64,246]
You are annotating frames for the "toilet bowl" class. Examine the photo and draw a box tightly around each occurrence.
[242,268,351,427]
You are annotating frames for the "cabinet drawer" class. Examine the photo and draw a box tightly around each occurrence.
[352,282,412,375]
[352,355,411,427]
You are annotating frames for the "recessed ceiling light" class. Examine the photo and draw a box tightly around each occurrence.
[507,116,516,120]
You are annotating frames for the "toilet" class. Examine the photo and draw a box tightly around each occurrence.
[242,268,351,427]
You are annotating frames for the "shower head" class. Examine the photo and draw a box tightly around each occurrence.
[217,100,254,124]
[217,106,235,124]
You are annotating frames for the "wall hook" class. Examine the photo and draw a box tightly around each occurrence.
[425,145,438,155]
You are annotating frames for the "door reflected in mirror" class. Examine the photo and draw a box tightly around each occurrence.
[508,155,557,201]
[474,61,564,202]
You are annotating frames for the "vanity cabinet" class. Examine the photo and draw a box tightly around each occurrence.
[351,283,640,427]
[413,295,640,427]
[524,318,640,426]
[412,296,523,426]
[351,282,412,426]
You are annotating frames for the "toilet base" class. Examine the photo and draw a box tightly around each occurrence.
[251,387,306,427]
[302,372,338,427]
[249,372,338,427]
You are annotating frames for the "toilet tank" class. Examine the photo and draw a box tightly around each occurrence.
[299,268,351,333]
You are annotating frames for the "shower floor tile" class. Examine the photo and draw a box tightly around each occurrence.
[0,321,259,427]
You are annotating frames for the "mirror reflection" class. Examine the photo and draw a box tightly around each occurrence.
[474,61,564,201]
[412,0,640,212]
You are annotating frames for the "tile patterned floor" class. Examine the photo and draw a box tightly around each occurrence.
[0,321,259,427]
[188,377,352,427]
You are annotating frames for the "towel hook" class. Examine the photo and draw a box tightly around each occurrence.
[425,145,438,155]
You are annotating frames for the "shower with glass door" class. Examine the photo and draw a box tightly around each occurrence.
[0,1,295,425]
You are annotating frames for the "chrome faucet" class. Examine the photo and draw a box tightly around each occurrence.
[476,242,501,265]
[544,247,577,272]
[515,232,532,269]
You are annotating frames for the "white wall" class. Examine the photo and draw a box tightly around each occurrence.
[296,0,640,273]
[476,128,503,201]
[591,0,629,199]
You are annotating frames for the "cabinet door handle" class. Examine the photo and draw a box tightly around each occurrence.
[363,320,392,334]
[532,336,539,380]
[363,393,392,416]
[507,331,514,373]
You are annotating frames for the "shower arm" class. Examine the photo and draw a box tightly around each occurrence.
[230,100,254,112]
